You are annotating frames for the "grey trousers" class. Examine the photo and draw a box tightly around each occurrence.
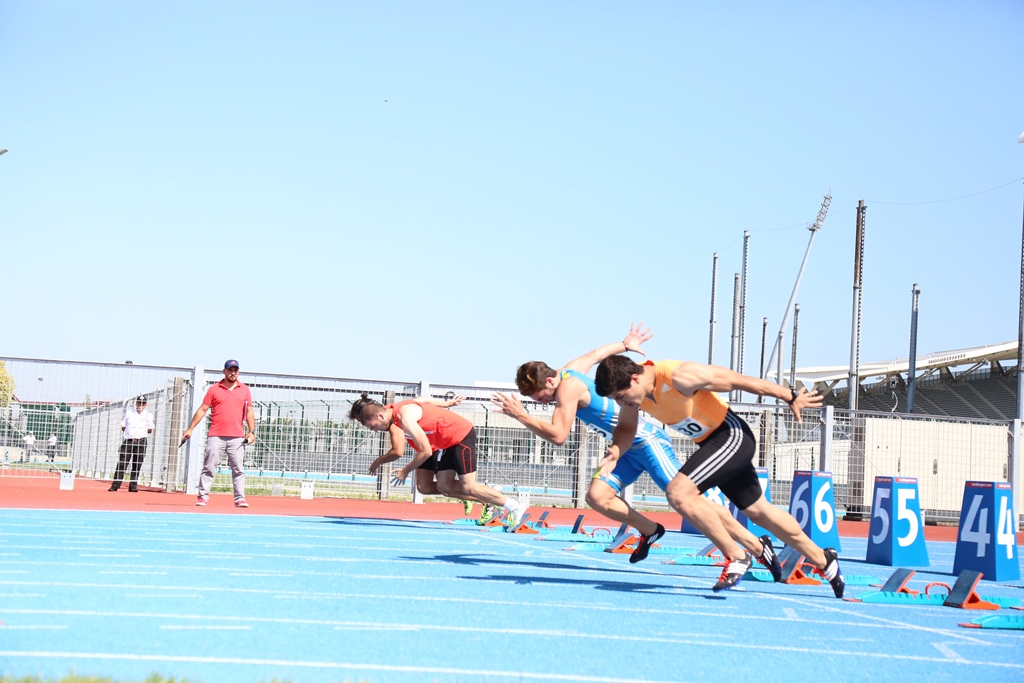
[198,436,245,500]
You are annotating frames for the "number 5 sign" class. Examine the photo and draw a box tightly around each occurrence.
[788,471,841,552]
[866,477,929,567]
[953,481,1020,581]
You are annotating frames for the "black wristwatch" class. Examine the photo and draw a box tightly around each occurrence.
[785,387,799,405]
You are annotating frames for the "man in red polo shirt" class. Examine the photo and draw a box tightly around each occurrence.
[182,359,255,508]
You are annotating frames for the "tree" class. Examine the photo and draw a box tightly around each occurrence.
[0,361,14,408]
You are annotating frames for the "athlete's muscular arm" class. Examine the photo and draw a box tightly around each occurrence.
[492,377,586,446]
[415,395,465,408]
[369,424,406,475]
[597,404,639,479]
[563,322,653,374]
[671,362,823,423]
[392,404,433,482]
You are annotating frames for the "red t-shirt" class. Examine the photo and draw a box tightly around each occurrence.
[202,381,252,438]
[391,400,473,450]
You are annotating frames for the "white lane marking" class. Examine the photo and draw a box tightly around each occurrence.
[229,573,293,578]
[933,643,968,662]
[98,571,168,576]
[783,608,799,620]
[0,570,30,574]
[333,624,423,632]
[0,625,68,630]
[160,625,251,631]
[78,554,140,558]
[753,593,991,647]
[125,594,203,599]
[0,648,1021,677]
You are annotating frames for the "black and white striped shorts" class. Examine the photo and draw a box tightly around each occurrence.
[679,410,762,510]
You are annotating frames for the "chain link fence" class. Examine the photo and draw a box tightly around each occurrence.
[1,357,1017,521]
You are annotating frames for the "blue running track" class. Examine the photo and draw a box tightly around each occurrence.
[1,509,1022,683]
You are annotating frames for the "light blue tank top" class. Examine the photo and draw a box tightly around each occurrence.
[561,369,662,445]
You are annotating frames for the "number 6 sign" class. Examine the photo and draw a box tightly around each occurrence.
[788,470,841,552]
[866,476,930,567]
[953,481,1019,581]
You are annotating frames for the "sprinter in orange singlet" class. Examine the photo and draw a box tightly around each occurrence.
[594,344,845,597]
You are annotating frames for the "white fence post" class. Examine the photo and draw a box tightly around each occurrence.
[1011,418,1021,531]
[819,405,834,473]
[411,381,429,505]
[183,366,204,495]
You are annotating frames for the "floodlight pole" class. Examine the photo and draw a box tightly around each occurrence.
[708,253,718,365]
[908,284,920,414]
[1017,132,1024,423]
[765,194,831,383]
[1014,132,1023,530]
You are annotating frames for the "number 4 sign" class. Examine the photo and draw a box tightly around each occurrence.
[953,481,1020,581]
[788,471,841,552]
[866,476,930,567]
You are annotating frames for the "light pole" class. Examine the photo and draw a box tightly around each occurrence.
[1018,131,1024,423]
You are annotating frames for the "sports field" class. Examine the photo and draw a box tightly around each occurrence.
[1,479,1022,683]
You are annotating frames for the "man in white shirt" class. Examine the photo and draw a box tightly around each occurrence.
[110,396,154,492]
[46,434,57,462]
[22,431,35,462]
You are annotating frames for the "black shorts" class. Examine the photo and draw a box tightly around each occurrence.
[434,428,478,476]
[417,457,437,472]
[679,410,763,510]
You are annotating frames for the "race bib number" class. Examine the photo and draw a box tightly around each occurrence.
[668,417,710,440]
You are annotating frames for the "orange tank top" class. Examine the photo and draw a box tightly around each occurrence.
[391,400,473,450]
[639,360,729,443]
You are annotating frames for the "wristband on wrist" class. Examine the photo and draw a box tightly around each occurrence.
[784,388,799,405]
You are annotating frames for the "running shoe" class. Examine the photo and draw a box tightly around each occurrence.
[477,504,498,526]
[196,497,207,507]
[235,498,249,508]
[712,552,753,592]
[503,505,526,532]
[818,547,846,598]
[463,499,473,516]
[757,535,783,582]
[629,523,666,564]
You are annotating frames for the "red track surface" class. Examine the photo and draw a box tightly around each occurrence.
[0,475,977,542]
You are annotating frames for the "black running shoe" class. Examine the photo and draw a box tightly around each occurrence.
[629,523,666,564]
[712,552,753,592]
[757,535,783,582]
[819,547,846,598]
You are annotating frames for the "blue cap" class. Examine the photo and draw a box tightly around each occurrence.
[224,359,240,369]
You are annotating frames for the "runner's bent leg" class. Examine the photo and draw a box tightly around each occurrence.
[666,472,746,561]
[741,495,827,568]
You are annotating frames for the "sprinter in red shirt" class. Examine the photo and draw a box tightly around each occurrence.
[350,394,526,529]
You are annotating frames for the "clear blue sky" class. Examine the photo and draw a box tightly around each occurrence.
[3,1,1022,386]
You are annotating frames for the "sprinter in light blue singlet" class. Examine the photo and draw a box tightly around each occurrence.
[559,367,680,494]
[492,323,781,573]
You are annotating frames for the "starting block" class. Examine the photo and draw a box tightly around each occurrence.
[777,547,822,586]
[875,567,919,595]
[846,569,1017,610]
[960,615,1024,630]
[662,542,727,566]
[604,524,639,554]
[506,513,537,534]
[532,511,555,529]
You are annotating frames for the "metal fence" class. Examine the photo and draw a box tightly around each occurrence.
[1,356,1018,524]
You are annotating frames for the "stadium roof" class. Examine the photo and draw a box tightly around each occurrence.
[780,340,1018,388]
